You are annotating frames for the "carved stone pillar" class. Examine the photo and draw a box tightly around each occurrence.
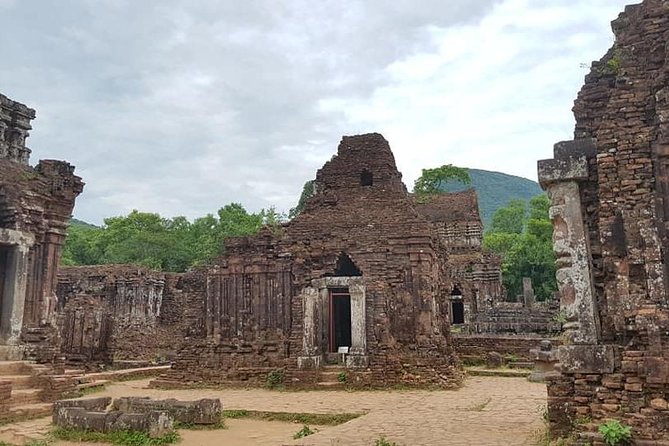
[539,148,599,344]
[538,139,613,371]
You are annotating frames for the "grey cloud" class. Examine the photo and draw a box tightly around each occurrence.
[0,0,541,224]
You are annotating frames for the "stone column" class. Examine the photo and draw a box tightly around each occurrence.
[0,232,34,345]
[539,140,614,373]
[347,279,368,368]
[297,287,322,369]
[539,154,599,344]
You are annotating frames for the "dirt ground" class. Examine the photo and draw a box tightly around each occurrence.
[0,376,547,446]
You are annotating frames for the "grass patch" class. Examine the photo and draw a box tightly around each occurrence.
[51,427,180,446]
[222,410,362,425]
[173,419,226,430]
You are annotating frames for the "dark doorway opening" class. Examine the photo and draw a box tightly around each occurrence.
[360,169,373,186]
[334,253,362,277]
[329,288,351,352]
[451,300,465,325]
[0,246,9,315]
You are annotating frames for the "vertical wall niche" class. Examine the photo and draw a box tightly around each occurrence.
[360,169,373,187]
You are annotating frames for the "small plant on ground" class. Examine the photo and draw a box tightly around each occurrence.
[266,369,284,389]
[598,420,632,446]
[374,437,399,446]
[337,371,347,383]
[293,425,315,439]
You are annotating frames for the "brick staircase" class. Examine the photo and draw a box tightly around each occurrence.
[316,365,347,389]
[0,361,53,423]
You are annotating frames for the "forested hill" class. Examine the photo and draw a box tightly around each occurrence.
[439,169,543,227]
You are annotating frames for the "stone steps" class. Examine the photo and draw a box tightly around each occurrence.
[0,375,33,390]
[0,361,32,375]
[9,388,41,405]
[0,360,55,423]
[7,402,52,420]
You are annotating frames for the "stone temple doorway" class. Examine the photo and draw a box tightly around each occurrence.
[329,288,351,352]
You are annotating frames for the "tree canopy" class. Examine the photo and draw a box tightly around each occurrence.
[413,164,471,196]
[62,204,280,272]
[483,194,557,301]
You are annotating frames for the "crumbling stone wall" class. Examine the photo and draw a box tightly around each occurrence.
[0,93,83,359]
[538,1,669,439]
[56,266,197,366]
[161,133,462,388]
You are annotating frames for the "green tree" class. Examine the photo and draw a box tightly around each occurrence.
[289,180,316,218]
[62,203,278,272]
[413,164,471,196]
[483,194,556,301]
[488,199,526,234]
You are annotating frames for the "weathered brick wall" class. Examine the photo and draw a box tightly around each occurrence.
[453,333,558,362]
[539,1,669,440]
[56,266,193,366]
[162,133,462,388]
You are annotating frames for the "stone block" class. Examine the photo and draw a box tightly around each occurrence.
[650,398,668,411]
[112,397,221,425]
[553,139,597,160]
[538,156,589,186]
[558,345,615,374]
[644,357,669,384]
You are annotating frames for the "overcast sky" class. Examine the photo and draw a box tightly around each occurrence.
[0,0,633,224]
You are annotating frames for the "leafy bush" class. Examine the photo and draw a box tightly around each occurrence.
[598,420,632,446]
[266,369,285,389]
[337,372,347,383]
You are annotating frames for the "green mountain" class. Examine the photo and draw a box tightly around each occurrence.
[440,169,543,228]
[70,218,98,230]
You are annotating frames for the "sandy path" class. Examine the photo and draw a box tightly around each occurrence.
[0,376,547,446]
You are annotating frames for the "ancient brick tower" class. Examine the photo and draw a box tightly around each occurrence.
[0,93,83,360]
[160,133,462,388]
[538,0,669,440]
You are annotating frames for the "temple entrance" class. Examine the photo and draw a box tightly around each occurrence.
[451,300,465,324]
[329,288,351,352]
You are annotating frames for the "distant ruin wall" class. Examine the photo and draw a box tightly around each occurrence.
[56,266,197,365]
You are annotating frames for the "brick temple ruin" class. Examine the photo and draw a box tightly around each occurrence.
[0,94,83,361]
[156,133,465,387]
[539,0,669,440]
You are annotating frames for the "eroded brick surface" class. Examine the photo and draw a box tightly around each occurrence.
[538,0,669,439]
